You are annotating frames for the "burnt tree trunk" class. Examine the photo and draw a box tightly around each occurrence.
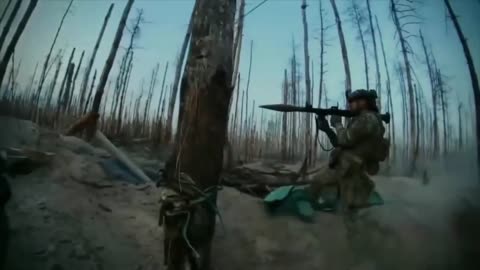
[329,0,352,104]
[351,0,369,90]
[83,69,97,113]
[61,63,75,113]
[231,73,240,151]
[79,3,114,111]
[445,0,480,172]
[375,16,395,159]
[281,69,288,161]
[89,0,134,138]
[366,0,381,109]
[162,0,236,269]
[301,0,312,165]
[164,1,199,143]
[0,0,22,54]
[243,40,253,160]
[34,0,74,114]
[55,48,75,123]
[419,30,439,158]
[231,0,245,88]
[0,0,13,26]
[0,0,37,87]
[45,58,62,109]
[391,0,417,174]
[68,50,85,112]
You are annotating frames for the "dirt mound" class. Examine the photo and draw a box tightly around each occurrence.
[2,117,479,269]
[0,116,40,148]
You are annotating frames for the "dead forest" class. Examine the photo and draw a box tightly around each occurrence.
[1,1,480,270]
[0,0,478,174]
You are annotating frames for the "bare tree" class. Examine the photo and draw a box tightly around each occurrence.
[375,15,395,159]
[419,30,439,157]
[164,1,199,143]
[366,0,381,108]
[301,0,313,165]
[281,69,288,160]
[0,0,22,55]
[59,63,75,114]
[231,0,245,88]
[161,0,236,269]
[45,57,62,109]
[0,0,37,87]
[444,0,480,172]
[391,0,418,174]
[243,40,253,160]
[88,0,135,138]
[67,50,85,112]
[56,48,75,118]
[34,0,74,114]
[329,0,352,104]
[79,3,114,111]
[83,69,97,113]
[0,0,13,26]
[349,0,369,90]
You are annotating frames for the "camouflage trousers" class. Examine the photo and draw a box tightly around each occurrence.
[306,152,374,209]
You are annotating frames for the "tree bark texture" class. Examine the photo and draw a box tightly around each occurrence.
[162,0,236,269]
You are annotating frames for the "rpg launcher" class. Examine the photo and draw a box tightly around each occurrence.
[259,103,390,124]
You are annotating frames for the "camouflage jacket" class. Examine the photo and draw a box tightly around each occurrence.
[331,111,386,171]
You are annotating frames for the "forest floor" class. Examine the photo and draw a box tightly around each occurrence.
[2,116,480,270]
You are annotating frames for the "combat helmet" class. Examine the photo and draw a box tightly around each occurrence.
[347,89,378,102]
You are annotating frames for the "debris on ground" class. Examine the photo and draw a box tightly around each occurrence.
[2,117,479,269]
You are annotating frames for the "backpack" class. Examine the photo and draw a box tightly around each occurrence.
[375,137,390,162]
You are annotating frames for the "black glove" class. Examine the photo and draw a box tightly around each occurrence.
[330,115,342,128]
[316,116,330,132]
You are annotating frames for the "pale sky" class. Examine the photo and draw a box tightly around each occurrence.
[1,0,480,140]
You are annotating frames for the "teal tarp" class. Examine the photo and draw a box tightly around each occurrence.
[263,185,384,222]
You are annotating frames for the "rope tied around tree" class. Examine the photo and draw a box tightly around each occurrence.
[159,172,224,266]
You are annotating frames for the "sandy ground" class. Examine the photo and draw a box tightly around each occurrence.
[2,117,480,270]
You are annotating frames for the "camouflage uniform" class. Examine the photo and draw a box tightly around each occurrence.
[308,110,386,209]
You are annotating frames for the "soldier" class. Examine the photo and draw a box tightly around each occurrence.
[307,89,389,210]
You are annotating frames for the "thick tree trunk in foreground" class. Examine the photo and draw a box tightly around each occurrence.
[329,0,352,105]
[162,0,236,269]
[0,0,37,87]
[88,0,134,138]
[79,3,114,111]
[444,0,480,174]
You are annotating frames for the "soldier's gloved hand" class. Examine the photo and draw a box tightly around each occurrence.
[330,115,342,128]
[316,116,330,132]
